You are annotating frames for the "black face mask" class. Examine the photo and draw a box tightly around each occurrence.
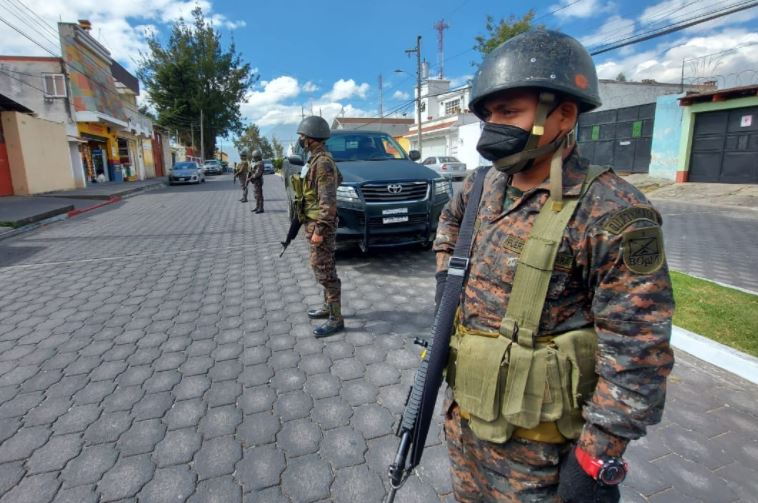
[298,137,306,149]
[476,123,530,161]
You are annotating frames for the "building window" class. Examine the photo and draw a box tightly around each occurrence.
[445,99,461,116]
[43,74,66,98]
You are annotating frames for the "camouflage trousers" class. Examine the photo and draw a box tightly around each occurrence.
[240,177,250,200]
[444,399,569,502]
[305,221,341,304]
[253,180,263,208]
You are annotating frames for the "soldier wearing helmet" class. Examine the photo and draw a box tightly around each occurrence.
[433,30,673,502]
[297,115,345,337]
[249,149,265,213]
[236,149,251,203]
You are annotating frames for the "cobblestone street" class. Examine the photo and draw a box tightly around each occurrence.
[0,175,756,502]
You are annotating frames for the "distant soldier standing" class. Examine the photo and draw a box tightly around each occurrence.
[297,116,344,337]
[250,149,265,214]
[236,150,251,203]
[434,31,674,502]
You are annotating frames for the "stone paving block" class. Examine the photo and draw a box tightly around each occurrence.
[132,391,173,421]
[269,350,300,371]
[212,343,243,362]
[346,331,375,348]
[117,418,166,456]
[415,443,453,495]
[89,361,127,382]
[277,418,322,458]
[0,391,44,418]
[138,466,196,503]
[331,358,365,381]
[341,380,379,407]
[651,453,739,502]
[281,454,332,503]
[365,435,398,475]
[199,405,243,438]
[237,411,281,447]
[304,372,341,400]
[64,356,101,377]
[83,412,132,444]
[321,426,367,470]
[52,404,100,435]
[376,384,408,416]
[239,386,277,415]
[299,353,332,375]
[127,348,161,366]
[188,340,216,357]
[244,486,289,503]
[188,475,242,503]
[242,346,271,366]
[144,370,182,393]
[238,364,273,387]
[663,423,735,470]
[194,435,242,480]
[179,356,214,377]
[101,344,137,363]
[310,397,353,430]
[209,360,243,382]
[0,461,24,496]
[324,341,354,361]
[331,464,386,503]
[152,427,202,467]
[274,391,313,422]
[98,453,155,501]
[294,337,324,356]
[72,380,115,405]
[365,363,401,387]
[116,365,153,387]
[20,369,63,393]
[165,398,206,431]
[235,444,286,492]
[27,432,83,474]
[271,367,307,393]
[173,375,211,401]
[207,380,242,407]
[356,346,388,367]
[52,484,98,503]
[61,443,119,488]
[0,471,60,503]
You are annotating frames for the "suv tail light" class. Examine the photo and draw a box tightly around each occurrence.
[441,164,448,171]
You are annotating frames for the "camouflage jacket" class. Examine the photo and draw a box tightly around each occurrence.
[250,161,264,181]
[236,161,249,176]
[433,151,674,458]
[305,144,342,234]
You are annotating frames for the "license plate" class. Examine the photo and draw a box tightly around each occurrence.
[382,207,408,216]
[383,216,409,224]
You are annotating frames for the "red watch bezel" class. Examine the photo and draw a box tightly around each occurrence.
[575,446,628,486]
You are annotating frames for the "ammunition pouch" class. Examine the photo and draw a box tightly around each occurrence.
[290,175,320,222]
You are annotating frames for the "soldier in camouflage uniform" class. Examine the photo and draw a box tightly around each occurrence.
[250,149,265,213]
[236,150,251,203]
[433,31,674,502]
[297,116,345,337]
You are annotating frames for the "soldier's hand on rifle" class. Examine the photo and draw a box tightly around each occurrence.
[311,232,323,245]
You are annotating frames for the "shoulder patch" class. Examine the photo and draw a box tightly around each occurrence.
[622,226,665,274]
[603,206,661,234]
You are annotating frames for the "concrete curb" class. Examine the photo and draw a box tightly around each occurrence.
[671,325,758,384]
[0,213,69,241]
[67,196,122,218]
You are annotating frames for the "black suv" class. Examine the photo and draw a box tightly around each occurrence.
[283,130,451,251]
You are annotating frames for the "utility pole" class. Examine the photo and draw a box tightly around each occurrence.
[199,109,205,161]
[191,124,195,151]
[405,35,422,156]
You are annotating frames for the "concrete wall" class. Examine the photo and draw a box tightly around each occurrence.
[597,81,688,111]
[458,122,487,171]
[0,58,71,124]
[1,112,76,195]
[648,94,685,180]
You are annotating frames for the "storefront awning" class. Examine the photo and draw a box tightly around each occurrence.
[76,111,128,129]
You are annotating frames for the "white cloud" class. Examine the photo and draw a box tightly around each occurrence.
[392,90,410,100]
[550,0,614,19]
[302,81,319,93]
[323,79,370,101]
[245,76,300,108]
[580,16,636,49]
[0,0,242,73]
[595,29,758,88]
[449,74,473,89]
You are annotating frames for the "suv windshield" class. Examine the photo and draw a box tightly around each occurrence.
[326,133,407,162]
[174,163,196,170]
[204,161,219,166]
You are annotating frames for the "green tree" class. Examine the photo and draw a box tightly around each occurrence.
[616,72,627,82]
[235,124,274,159]
[138,7,255,159]
[272,136,284,160]
[473,11,541,61]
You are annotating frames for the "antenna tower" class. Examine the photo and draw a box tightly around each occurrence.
[433,19,449,79]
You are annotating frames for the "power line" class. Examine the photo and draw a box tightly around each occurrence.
[590,0,758,55]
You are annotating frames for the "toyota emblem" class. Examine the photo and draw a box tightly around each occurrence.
[387,184,403,194]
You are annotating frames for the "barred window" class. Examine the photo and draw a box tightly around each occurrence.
[444,99,460,116]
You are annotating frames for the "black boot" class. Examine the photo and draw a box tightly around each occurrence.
[255,207,264,214]
[239,198,247,203]
[314,304,344,338]
[307,304,329,319]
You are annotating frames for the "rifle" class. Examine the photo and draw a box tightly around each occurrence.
[385,167,488,503]
[279,174,306,257]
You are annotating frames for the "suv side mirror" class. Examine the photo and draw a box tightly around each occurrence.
[409,150,421,161]
[288,155,305,166]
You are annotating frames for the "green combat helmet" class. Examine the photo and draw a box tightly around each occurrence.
[469,30,601,175]
[297,115,331,140]
[252,149,263,161]
[239,149,249,160]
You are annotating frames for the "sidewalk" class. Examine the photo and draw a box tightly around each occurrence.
[0,179,165,237]
[622,174,758,209]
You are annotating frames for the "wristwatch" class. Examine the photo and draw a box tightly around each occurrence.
[574,446,628,486]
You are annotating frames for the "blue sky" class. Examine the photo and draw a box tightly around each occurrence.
[2,0,758,157]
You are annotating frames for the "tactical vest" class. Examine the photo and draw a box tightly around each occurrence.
[446,165,609,444]
[290,174,320,222]
[301,151,342,223]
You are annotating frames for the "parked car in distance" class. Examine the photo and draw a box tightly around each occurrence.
[283,130,451,251]
[263,159,275,175]
[168,161,206,185]
[202,159,223,175]
[421,155,467,180]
